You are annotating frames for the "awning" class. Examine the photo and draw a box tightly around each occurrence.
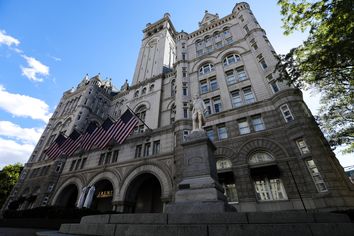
[250,164,280,180]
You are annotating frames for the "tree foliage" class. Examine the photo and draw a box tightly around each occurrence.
[0,163,23,208]
[277,0,354,153]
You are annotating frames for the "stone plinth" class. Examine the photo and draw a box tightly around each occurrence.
[166,130,234,213]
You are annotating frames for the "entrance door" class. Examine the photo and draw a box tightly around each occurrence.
[91,179,114,212]
[125,173,163,213]
[55,184,78,208]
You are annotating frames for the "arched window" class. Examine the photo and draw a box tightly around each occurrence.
[142,87,147,95]
[223,27,230,35]
[149,84,155,91]
[171,79,176,96]
[199,63,214,75]
[204,35,211,44]
[223,54,241,66]
[135,105,147,122]
[134,90,139,98]
[216,159,232,170]
[249,152,274,165]
[195,39,203,47]
[170,103,176,124]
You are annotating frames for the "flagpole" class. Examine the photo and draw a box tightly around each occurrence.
[126,105,152,132]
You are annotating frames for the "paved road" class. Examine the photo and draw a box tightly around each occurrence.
[0,227,50,236]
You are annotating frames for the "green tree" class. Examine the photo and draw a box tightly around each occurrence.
[0,163,23,208]
[277,0,354,153]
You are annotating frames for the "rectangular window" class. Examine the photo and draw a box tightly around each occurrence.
[206,127,215,141]
[70,160,76,171]
[206,45,212,53]
[182,67,187,77]
[183,130,190,141]
[257,54,268,69]
[225,70,236,85]
[213,96,222,113]
[182,82,188,96]
[56,162,63,173]
[231,90,243,107]
[144,143,151,157]
[236,66,247,81]
[270,81,279,93]
[81,158,87,169]
[254,178,288,201]
[210,78,218,91]
[99,153,105,165]
[112,150,119,163]
[217,125,228,140]
[238,118,250,134]
[153,141,160,155]
[243,87,255,104]
[182,53,186,61]
[306,159,328,192]
[239,15,244,22]
[250,38,258,50]
[183,108,188,118]
[75,159,82,170]
[200,80,208,94]
[105,152,112,164]
[204,99,212,115]
[280,104,294,122]
[243,25,249,33]
[296,139,310,155]
[135,145,142,158]
[251,115,265,131]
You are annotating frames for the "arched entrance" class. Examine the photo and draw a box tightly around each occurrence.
[55,184,78,208]
[91,179,114,212]
[124,173,162,213]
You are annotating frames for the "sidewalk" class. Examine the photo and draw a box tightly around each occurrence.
[0,227,50,236]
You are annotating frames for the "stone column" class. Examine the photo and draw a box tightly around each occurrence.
[165,130,235,213]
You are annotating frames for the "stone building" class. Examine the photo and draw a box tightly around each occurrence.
[2,2,354,214]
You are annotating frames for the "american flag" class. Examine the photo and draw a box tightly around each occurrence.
[96,109,139,148]
[82,118,114,151]
[79,122,98,151]
[44,133,66,159]
[114,109,139,144]
[60,129,81,157]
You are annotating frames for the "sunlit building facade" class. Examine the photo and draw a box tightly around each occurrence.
[3,2,354,214]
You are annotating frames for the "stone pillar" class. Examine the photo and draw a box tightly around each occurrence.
[166,130,235,213]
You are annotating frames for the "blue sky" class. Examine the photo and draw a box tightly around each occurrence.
[0,0,352,168]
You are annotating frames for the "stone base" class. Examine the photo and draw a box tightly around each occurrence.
[165,201,236,214]
[41,212,354,236]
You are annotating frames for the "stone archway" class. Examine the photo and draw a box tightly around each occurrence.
[124,173,163,213]
[55,184,78,208]
[91,179,114,212]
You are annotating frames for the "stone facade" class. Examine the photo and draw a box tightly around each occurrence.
[2,2,354,214]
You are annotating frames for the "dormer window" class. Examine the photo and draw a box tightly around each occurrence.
[199,63,214,75]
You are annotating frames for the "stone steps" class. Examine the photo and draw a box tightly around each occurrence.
[40,212,354,236]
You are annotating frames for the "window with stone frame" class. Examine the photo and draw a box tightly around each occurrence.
[250,38,258,50]
[141,87,147,95]
[217,124,228,140]
[238,118,251,134]
[231,90,243,108]
[153,140,160,155]
[135,105,147,122]
[143,142,151,157]
[200,77,218,94]
[257,53,268,69]
[199,63,214,76]
[135,145,142,158]
[266,74,279,93]
[280,104,294,122]
[249,152,288,201]
[223,54,241,67]
[225,70,237,85]
[236,66,247,81]
[213,96,223,113]
[296,138,310,155]
[112,150,119,162]
[251,114,265,131]
[243,86,256,104]
[205,127,215,141]
[305,159,328,192]
[182,82,188,96]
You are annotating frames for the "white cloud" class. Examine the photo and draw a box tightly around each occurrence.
[21,55,49,82]
[0,137,33,169]
[0,121,43,145]
[0,30,20,47]
[0,85,52,122]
